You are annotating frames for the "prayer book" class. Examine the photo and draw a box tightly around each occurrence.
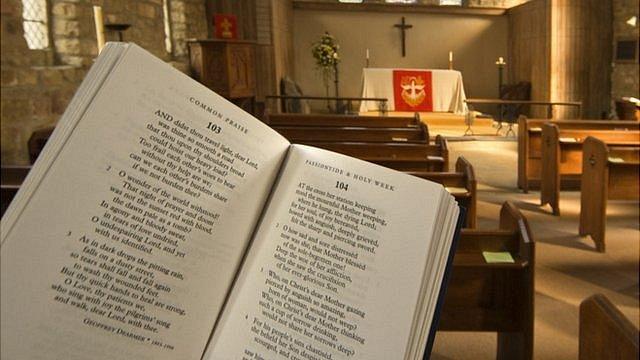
[1,43,460,360]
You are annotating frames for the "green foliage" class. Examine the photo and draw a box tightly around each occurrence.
[311,32,340,68]
[311,32,340,88]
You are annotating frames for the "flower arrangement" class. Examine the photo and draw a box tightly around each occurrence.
[311,32,340,97]
[311,32,340,69]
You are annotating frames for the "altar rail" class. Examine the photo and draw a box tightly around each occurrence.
[265,95,388,115]
[466,99,583,129]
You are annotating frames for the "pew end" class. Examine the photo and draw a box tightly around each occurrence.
[580,137,609,251]
[439,201,534,360]
[455,156,477,228]
[579,294,639,360]
[579,137,640,252]
[435,135,450,171]
[540,123,562,215]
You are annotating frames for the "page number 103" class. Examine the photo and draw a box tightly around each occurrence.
[207,122,222,134]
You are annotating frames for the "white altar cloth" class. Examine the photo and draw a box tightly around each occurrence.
[359,68,468,114]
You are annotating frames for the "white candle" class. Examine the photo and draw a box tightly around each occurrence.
[366,48,370,59]
[93,6,105,53]
[449,51,453,62]
[499,57,504,63]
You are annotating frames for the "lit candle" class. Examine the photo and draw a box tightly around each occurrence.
[499,56,504,63]
[449,51,453,62]
[93,6,105,53]
[366,48,370,60]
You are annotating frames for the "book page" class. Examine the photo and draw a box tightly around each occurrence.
[206,144,448,360]
[1,44,290,359]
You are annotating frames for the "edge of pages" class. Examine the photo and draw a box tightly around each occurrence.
[422,206,466,360]
[0,43,128,242]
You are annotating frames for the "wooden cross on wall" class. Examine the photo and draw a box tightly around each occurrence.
[394,17,413,57]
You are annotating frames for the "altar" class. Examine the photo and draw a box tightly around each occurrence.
[359,68,468,114]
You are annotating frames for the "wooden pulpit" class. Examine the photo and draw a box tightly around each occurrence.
[187,39,256,113]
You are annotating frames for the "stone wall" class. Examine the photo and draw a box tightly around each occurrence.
[611,0,639,103]
[1,0,207,165]
[52,0,168,66]
[170,0,208,59]
[1,0,86,165]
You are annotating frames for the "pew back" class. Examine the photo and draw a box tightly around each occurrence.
[517,116,639,191]
[540,124,640,215]
[1,166,31,217]
[28,126,55,164]
[300,135,449,172]
[273,125,428,143]
[264,113,421,128]
[579,294,639,360]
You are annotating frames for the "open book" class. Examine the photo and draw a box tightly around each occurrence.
[1,43,459,360]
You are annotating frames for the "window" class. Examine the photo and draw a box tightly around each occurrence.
[22,0,49,49]
[440,0,463,5]
[162,0,173,54]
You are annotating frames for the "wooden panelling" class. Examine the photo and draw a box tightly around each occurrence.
[508,0,613,119]
[550,0,612,119]
[508,0,551,118]
[271,0,295,93]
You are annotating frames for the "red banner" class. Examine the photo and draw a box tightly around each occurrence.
[214,14,237,39]
[393,70,433,112]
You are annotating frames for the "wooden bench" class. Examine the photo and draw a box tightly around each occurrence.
[579,294,639,360]
[300,135,449,172]
[264,113,421,128]
[439,201,534,360]
[579,137,640,252]
[407,156,477,228]
[28,126,55,164]
[272,125,429,144]
[517,116,639,192]
[540,124,640,215]
[1,166,31,217]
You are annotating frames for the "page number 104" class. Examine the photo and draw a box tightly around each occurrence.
[335,181,349,191]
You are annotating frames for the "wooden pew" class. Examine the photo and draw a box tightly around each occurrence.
[408,156,477,228]
[579,294,639,360]
[579,137,640,252]
[272,125,429,143]
[28,126,55,164]
[540,124,640,215]
[300,135,449,172]
[264,112,421,128]
[439,201,534,360]
[1,166,31,217]
[517,116,639,192]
